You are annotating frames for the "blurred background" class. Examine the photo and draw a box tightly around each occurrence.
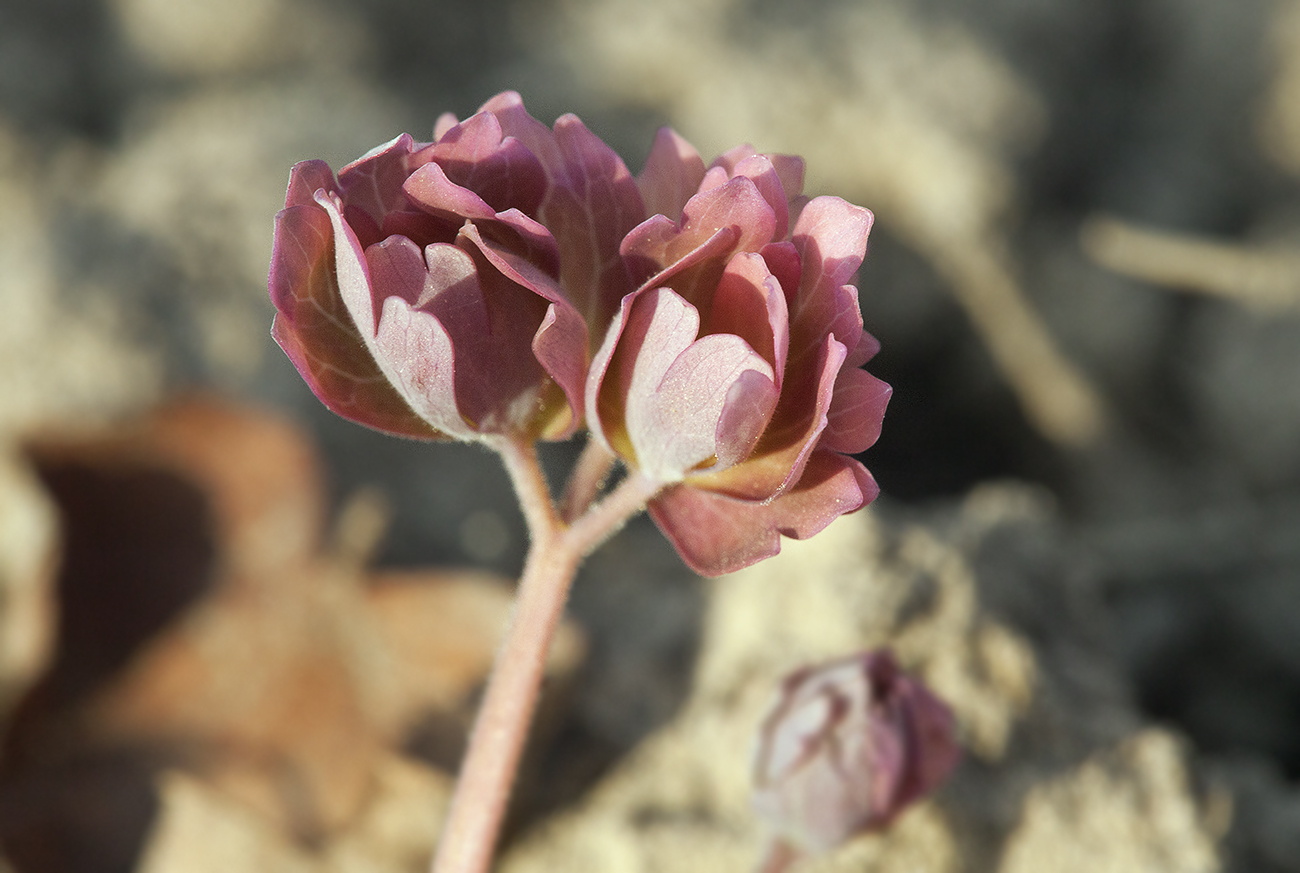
[1,0,1299,870]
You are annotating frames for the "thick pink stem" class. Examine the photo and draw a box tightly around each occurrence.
[431,437,658,873]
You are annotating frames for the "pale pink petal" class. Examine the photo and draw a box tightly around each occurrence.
[315,190,380,350]
[710,143,760,173]
[769,154,806,203]
[760,241,802,308]
[619,289,777,480]
[371,294,472,440]
[649,451,879,576]
[433,112,459,141]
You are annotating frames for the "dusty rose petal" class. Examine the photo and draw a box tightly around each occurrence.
[768,154,806,203]
[284,159,338,209]
[545,114,646,330]
[695,333,846,502]
[703,252,789,384]
[337,134,421,224]
[820,368,892,455]
[637,127,706,222]
[403,161,499,224]
[458,223,586,434]
[648,451,879,576]
[846,329,882,369]
[424,110,546,215]
[624,175,774,288]
[760,241,803,306]
[752,650,958,854]
[269,202,441,439]
[727,154,791,240]
[791,197,874,311]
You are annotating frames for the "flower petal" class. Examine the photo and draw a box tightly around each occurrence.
[337,133,421,224]
[484,91,646,332]
[403,160,498,223]
[547,113,646,331]
[820,368,892,455]
[791,196,874,321]
[649,451,879,576]
[371,292,472,440]
[284,159,338,209]
[637,127,706,222]
[622,176,777,301]
[692,333,846,501]
[268,201,441,439]
[424,110,546,216]
[703,252,789,386]
[727,154,792,240]
[845,329,882,369]
[458,222,587,437]
[630,330,777,480]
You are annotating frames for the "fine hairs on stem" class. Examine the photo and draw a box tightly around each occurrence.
[430,436,659,873]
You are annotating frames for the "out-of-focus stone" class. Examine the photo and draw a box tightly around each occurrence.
[4,397,584,858]
[1262,0,1300,175]
[322,752,452,873]
[137,770,316,873]
[1000,730,1219,873]
[0,449,58,723]
[110,0,367,77]
[95,80,404,385]
[367,569,587,715]
[0,124,162,435]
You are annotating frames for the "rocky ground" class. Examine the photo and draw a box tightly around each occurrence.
[2,0,1300,870]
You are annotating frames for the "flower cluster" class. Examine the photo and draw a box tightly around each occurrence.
[751,650,959,854]
[269,92,891,575]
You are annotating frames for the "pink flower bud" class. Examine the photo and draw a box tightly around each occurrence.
[751,650,959,855]
[586,133,891,575]
[268,92,645,442]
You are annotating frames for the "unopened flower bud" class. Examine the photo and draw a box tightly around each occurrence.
[751,649,959,854]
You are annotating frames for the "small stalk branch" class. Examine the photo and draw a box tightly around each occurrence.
[559,437,616,523]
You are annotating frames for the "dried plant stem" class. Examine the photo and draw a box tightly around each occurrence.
[431,436,658,873]
[1081,215,1300,311]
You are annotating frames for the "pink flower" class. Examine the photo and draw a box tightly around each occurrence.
[268,92,645,442]
[752,650,960,854]
[586,132,891,575]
